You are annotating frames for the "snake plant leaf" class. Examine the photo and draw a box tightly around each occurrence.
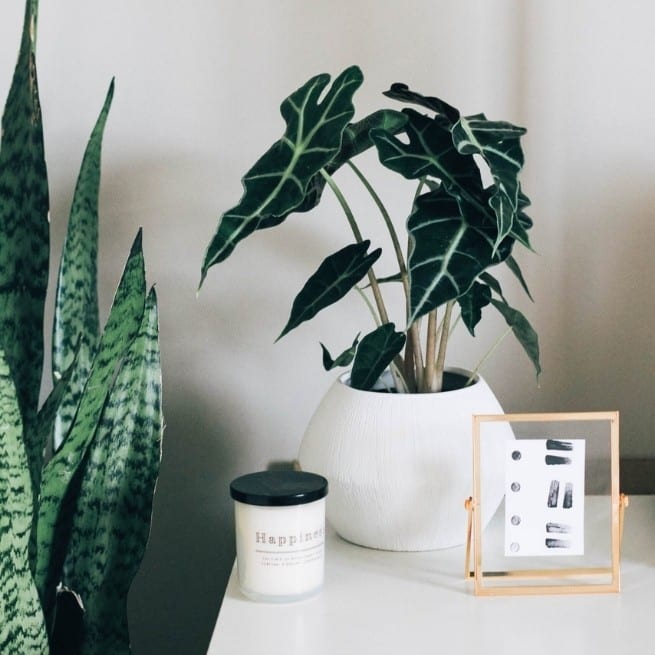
[277,241,381,340]
[451,114,527,251]
[350,323,406,391]
[34,231,146,619]
[258,109,408,230]
[61,288,162,655]
[200,65,363,284]
[0,0,49,493]
[490,297,541,379]
[458,281,492,336]
[52,81,115,452]
[0,350,48,654]
[320,334,360,371]
[382,83,460,125]
[53,79,114,380]
[406,190,508,325]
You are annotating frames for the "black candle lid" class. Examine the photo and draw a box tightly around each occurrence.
[230,470,328,507]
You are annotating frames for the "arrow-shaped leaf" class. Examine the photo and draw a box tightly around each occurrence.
[321,334,360,371]
[490,297,541,379]
[382,83,461,125]
[0,350,48,654]
[458,281,492,336]
[200,65,363,283]
[278,241,381,340]
[61,288,162,655]
[258,108,407,230]
[451,114,527,250]
[406,189,509,324]
[350,323,406,391]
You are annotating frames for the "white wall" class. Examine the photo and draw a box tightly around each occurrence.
[1,1,654,652]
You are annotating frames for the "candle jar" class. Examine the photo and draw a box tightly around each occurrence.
[230,470,328,602]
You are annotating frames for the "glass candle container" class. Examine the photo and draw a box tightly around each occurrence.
[230,470,328,602]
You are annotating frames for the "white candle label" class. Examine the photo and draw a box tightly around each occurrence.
[504,439,585,557]
[235,499,326,600]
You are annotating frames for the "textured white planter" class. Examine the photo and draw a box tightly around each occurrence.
[298,368,513,551]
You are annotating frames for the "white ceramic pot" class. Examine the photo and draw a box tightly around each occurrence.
[298,368,513,551]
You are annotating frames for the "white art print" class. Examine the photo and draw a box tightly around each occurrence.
[504,439,585,557]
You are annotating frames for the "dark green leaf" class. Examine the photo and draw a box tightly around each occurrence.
[62,288,162,655]
[350,323,406,391]
[321,334,360,371]
[451,114,527,250]
[382,83,460,125]
[478,272,503,298]
[0,0,49,495]
[0,350,48,654]
[505,255,534,302]
[406,189,509,324]
[490,298,541,379]
[200,66,363,283]
[34,231,146,621]
[372,108,484,202]
[458,281,492,336]
[278,241,381,340]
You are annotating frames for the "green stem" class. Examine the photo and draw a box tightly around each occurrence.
[433,301,454,392]
[355,285,380,327]
[466,326,513,386]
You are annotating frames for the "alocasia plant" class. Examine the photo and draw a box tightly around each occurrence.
[200,65,540,393]
[0,2,162,653]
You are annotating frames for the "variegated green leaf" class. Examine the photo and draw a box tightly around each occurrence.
[61,288,162,655]
[53,80,114,379]
[34,231,146,622]
[406,189,509,324]
[200,65,363,283]
[350,323,405,391]
[490,297,541,379]
[278,241,381,340]
[0,0,49,495]
[320,334,359,371]
[451,114,526,251]
[458,281,492,336]
[52,81,114,451]
[0,349,48,654]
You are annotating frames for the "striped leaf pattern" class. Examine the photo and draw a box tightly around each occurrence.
[350,323,406,391]
[34,233,146,620]
[0,0,49,494]
[405,189,509,324]
[200,65,363,283]
[451,114,526,251]
[51,81,114,451]
[61,289,162,655]
[278,241,381,340]
[0,350,48,654]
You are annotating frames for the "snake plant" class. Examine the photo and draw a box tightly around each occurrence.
[200,65,540,393]
[0,2,162,653]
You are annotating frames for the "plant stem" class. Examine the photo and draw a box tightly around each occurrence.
[466,326,513,386]
[320,168,406,390]
[320,168,390,325]
[433,301,454,392]
[423,309,438,392]
[355,285,381,327]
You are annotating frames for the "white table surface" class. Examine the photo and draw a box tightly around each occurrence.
[208,496,655,655]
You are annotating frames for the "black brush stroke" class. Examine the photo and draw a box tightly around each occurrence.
[546,439,573,452]
[545,455,572,465]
